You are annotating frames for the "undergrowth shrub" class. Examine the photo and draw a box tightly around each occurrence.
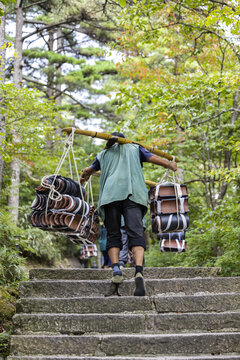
[0,209,69,287]
[0,286,18,358]
[0,208,72,358]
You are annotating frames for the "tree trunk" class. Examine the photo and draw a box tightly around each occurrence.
[0,3,6,201]
[13,0,23,87]
[54,28,63,144]
[56,28,62,106]
[8,159,21,221]
[8,0,23,223]
[47,29,54,98]
[45,29,55,151]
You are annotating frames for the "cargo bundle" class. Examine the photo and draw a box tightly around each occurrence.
[149,182,189,252]
[29,175,99,244]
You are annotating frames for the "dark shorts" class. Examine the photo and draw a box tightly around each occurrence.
[104,198,146,251]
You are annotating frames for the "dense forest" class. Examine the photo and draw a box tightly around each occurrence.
[0,0,240,356]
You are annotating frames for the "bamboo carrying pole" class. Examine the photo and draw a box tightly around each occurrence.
[62,127,179,162]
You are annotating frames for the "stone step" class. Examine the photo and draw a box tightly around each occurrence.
[19,277,240,298]
[16,296,153,314]
[7,355,240,360]
[29,267,221,280]
[16,293,240,314]
[13,311,240,334]
[10,333,240,356]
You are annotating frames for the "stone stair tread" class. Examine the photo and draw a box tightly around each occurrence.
[13,310,240,315]
[12,331,240,336]
[29,267,222,280]
[7,355,240,360]
[16,292,240,314]
[23,277,240,283]
[10,333,240,356]
[19,277,240,298]
[17,292,240,299]
[26,277,233,283]
[155,292,240,297]
[13,311,240,335]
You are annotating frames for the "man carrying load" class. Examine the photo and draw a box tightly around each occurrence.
[80,132,177,296]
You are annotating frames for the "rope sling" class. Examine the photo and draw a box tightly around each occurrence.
[29,128,99,245]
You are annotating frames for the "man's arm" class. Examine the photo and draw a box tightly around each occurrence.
[148,155,178,172]
[80,158,100,184]
[139,146,177,171]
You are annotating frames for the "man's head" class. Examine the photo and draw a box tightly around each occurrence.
[111,132,125,138]
[105,132,125,148]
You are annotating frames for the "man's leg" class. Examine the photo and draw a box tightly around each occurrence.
[108,247,120,265]
[132,245,145,296]
[104,201,123,283]
[108,247,122,283]
[123,199,146,296]
[132,246,144,266]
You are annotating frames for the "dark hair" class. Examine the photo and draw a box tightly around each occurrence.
[105,132,125,149]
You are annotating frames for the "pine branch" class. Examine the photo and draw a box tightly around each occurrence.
[24,19,46,25]
[23,1,47,10]
[22,16,120,43]
[22,76,118,121]
[22,19,71,41]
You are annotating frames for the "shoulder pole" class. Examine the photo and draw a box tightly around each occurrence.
[62,127,179,162]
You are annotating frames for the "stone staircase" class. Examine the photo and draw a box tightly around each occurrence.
[7,267,240,360]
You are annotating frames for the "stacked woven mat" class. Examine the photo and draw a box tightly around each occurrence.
[29,175,99,244]
[149,182,189,252]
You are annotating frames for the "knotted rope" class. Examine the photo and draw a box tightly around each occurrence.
[40,128,92,238]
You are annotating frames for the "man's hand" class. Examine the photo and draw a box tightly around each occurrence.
[80,167,95,184]
[169,161,177,172]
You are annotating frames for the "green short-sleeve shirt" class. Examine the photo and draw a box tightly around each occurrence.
[97,143,148,219]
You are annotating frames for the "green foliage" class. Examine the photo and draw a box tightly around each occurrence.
[0,331,11,358]
[145,242,184,268]
[0,246,26,286]
[23,49,86,66]
[118,0,126,8]
[205,4,240,36]
[0,209,71,287]
[0,82,60,162]
[19,4,120,123]
[77,47,105,57]
[0,0,15,5]
[183,198,240,276]
[0,209,27,286]
[0,0,15,18]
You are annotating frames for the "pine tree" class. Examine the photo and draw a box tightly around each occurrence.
[10,0,122,122]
